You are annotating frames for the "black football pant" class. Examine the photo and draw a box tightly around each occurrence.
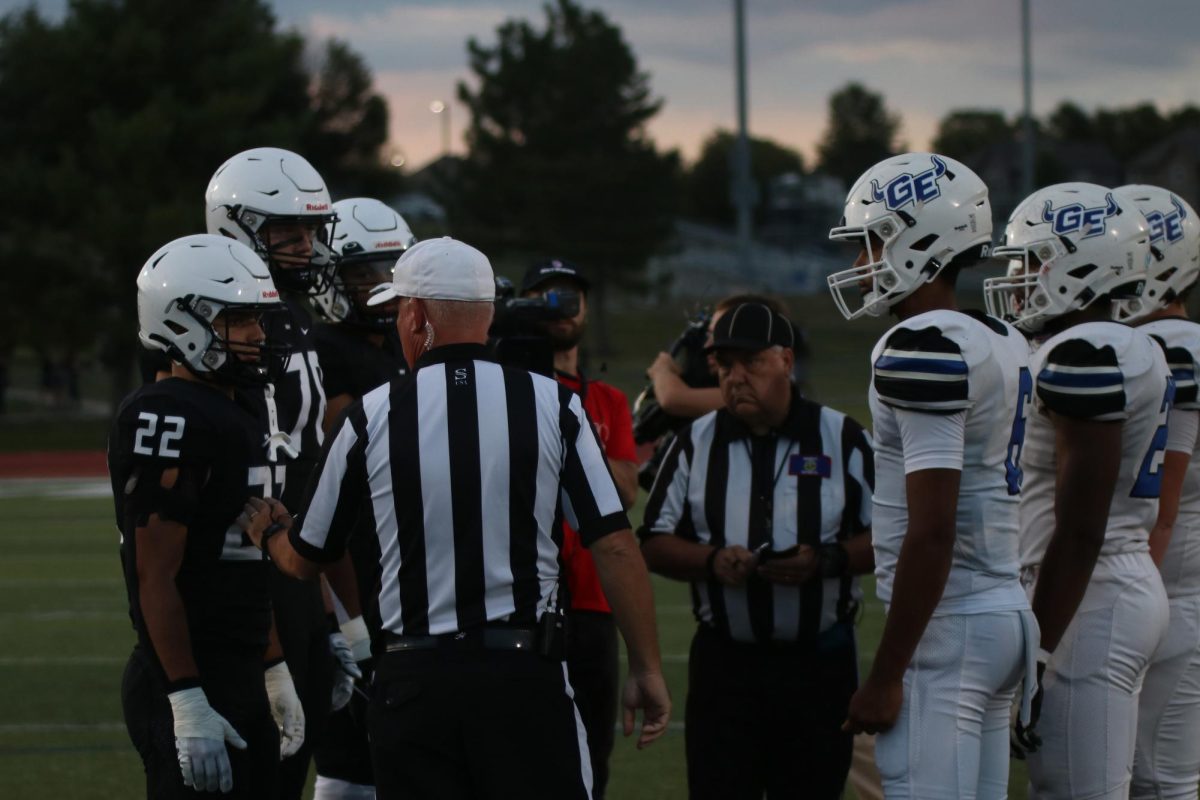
[121,646,279,799]
[566,610,619,799]
[313,661,375,787]
[270,568,334,799]
[685,624,858,800]
[368,645,593,799]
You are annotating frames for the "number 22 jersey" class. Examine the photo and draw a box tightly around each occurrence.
[109,378,283,666]
[1019,321,1174,569]
[870,308,1032,614]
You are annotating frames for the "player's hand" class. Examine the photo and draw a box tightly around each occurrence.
[842,675,903,735]
[1011,656,1047,759]
[237,497,293,549]
[646,351,682,381]
[621,670,671,749]
[167,687,247,793]
[328,631,362,712]
[712,545,755,587]
[756,545,818,585]
[264,662,305,759]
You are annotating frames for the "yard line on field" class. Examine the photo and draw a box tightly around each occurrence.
[0,478,110,500]
[0,722,125,733]
[0,609,125,620]
[0,578,119,588]
[0,655,124,666]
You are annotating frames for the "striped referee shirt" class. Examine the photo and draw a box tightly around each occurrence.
[288,343,630,636]
[639,393,873,644]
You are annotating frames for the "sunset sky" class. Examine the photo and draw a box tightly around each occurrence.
[15,0,1200,170]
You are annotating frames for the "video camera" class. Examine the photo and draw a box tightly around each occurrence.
[489,276,581,376]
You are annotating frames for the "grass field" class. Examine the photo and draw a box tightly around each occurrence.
[0,292,1038,797]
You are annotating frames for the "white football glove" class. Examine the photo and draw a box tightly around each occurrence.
[328,631,362,712]
[167,687,247,794]
[340,616,372,664]
[264,662,306,759]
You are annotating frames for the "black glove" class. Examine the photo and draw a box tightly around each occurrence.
[1011,654,1047,759]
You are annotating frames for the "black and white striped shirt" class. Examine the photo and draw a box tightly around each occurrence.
[639,394,873,644]
[288,343,630,636]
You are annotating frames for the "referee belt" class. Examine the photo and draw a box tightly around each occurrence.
[384,627,536,654]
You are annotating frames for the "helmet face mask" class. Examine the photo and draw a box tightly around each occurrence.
[828,153,992,321]
[138,234,292,388]
[982,183,1151,335]
[1110,185,1200,323]
[206,147,338,297]
[316,198,416,329]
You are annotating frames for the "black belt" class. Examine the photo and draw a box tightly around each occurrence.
[383,627,536,654]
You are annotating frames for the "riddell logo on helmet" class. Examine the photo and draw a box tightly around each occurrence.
[305,203,330,211]
[374,241,406,249]
[262,290,278,299]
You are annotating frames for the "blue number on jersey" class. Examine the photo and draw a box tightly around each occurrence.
[1131,376,1176,498]
[1004,367,1034,495]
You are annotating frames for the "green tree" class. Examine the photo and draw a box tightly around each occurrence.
[683,129,804,227]
[931,110,1012,163]
[0,0,393,407]
[1045,101,1094,143]
[816,82,902,187]
[452,0,680,351]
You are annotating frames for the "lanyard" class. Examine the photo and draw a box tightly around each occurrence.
[741,435,796,541]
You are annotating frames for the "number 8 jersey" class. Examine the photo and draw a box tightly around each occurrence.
[1019,321,1173,570]
[870,308,1032,614]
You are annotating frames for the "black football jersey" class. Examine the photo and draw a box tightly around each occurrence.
[313,323,409,401]
[110,378,283,666]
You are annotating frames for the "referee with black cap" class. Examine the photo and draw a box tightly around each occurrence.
[640,302,874,799]
[239,236,669,799]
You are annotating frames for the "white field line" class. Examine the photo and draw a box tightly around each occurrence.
[0,720,687,734]
[0,478,110,500]
[0,655,124,666]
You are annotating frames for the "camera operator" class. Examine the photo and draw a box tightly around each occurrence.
[520,259,638,798]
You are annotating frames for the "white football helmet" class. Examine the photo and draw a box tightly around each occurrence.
[205,147,337,296]
[315,197,416,328]
[1111,185,1200,322]
[828,152,992,320]
[138,234,288,386]
[983,182,1151,334]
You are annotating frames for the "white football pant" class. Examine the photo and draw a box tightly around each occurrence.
[1029,552,1169,800]
[876,609,1032,799]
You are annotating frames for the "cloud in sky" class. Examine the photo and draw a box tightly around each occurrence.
[5,0,1199,169]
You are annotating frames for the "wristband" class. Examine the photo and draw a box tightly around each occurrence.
[705,547,721,581]
[818,543,850,578]
[260,521,287,547]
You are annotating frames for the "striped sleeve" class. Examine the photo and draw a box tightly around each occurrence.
[873,326,971,414]
[637,429,694,541]
[289,401,371,562]
[560,390,631,546]
[1036,339,1127,421]
[841,419,873,533]
[1162,345,1199,410]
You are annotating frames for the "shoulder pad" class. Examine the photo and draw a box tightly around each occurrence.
[1140,319,1200,410]
[959,308,1011,337]
[873,324,970,414]
[1036,338,1126,421]
[115,384,221,465]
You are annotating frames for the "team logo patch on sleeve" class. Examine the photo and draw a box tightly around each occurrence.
[789,454,832,478]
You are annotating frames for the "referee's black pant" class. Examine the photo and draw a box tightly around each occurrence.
[685,623,858,800]
[368,638,593,799]
[566,610,619,799]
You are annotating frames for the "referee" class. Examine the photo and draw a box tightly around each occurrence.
[640,302,874,799]
[240,237,670,799]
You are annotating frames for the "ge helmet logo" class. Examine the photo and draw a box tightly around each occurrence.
[1041,193,1120,239]
[1145,196,1188,246]
[869,155,948,211]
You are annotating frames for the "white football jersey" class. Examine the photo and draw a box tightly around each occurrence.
[1138,316,1200,594]
[1019,321,1174,569]
[870,308,1032,614]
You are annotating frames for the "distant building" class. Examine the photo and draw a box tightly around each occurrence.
[1128,127,1200,204]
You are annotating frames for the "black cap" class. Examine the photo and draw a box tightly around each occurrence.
[519,258,590,295]
[706,303,796,353]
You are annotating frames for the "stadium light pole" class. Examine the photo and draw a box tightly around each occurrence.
[431,100,450,157]
[732,0,755,275]
[1020,0,1035,195]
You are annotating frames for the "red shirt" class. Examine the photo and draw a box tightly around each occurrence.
[556,371,636,613]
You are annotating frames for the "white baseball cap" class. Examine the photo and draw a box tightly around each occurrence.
[367,236,495,305]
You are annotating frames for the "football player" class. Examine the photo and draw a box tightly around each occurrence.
[114,235,305,797]
[309,197,415,800]
[829,153,1036,799]
[1111,186,1200,800]
[206,147,339,798]
[983,182,1170,799]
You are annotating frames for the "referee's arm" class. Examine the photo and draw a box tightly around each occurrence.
[240,403,369,579]
[563,394,672,749]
